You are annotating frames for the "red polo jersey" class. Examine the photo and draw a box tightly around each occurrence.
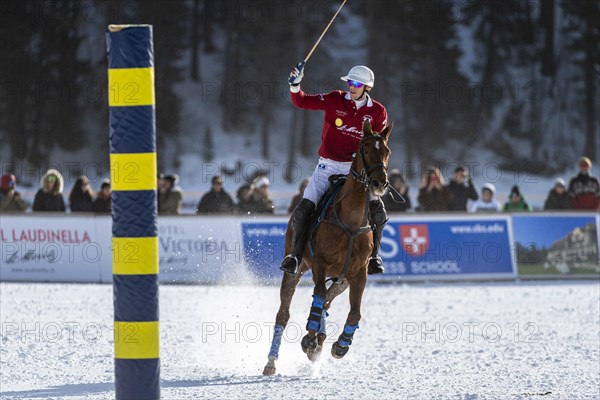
[291,89,389,162]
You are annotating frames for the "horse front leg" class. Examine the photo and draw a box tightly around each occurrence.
[263,266,305,376]
[332,272,366,359]
[301,265,328,359]
[316,279,349,347]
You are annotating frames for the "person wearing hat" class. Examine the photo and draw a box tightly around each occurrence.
[158,174,183,215]
[93,180,112,213]
[470,183,502,212]
[250,176,274,214]
[544,178,572,210]
[503,185,532,212]
[0,173,27,212]
[446,166,478,211]
[32,169,65,212]
[197,176,235,214]
[567,157,600,210]
[235,183,255,215]
[283,64,390,275]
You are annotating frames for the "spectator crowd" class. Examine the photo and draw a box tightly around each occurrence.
[1,156,599,215]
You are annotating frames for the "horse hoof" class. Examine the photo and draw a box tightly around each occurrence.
[301,334,318,355]
[262,359,276,376]
[317,333,327,346]
[331,340,349,359]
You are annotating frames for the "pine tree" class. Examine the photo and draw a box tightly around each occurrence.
[202,125,214,162]
[367,0,471,163]
[561,0,600,162]
[0,0,91,166]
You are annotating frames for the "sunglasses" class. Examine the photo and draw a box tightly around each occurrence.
[47,175,57,182]
[347,80,364,88]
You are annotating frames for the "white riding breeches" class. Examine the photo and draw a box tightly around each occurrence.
[303,157,378,205]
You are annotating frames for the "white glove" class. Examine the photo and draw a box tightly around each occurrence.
[289,62,304,86]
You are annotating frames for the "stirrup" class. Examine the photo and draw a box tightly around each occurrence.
[367,256,384,275]
[280,255,301,275]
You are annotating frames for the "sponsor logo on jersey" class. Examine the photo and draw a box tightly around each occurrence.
[336,125,364,137]
[335,118,343,127]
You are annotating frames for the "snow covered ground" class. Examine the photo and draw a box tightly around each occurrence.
[1,281,599,399]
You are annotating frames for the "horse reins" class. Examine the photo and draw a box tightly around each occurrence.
[326,134,388,285]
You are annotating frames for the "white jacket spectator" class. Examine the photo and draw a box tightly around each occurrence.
[470,183,502,212]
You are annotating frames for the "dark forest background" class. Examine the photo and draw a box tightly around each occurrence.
[1,0,598,179]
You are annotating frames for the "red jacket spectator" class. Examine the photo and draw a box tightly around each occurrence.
[568,157,600,210]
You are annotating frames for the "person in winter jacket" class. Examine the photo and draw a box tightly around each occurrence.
[282,64,391,275]
[250,176,274,214]
[445,166,478,211]
[417,167,451,211]
[158,174,183,215]
[503,185,533,212]
[470,183,502,212]
[32,169,65,212]
[93,180,112,213]
[568,157,600,210]
[235,183,255,215]
[383,169,411,212]
[197,176,235,214]
[0,173,27,212]
[544,178,571,210]
[69,175,94,212]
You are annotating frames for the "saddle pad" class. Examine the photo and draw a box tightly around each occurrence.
[308,174,347,256]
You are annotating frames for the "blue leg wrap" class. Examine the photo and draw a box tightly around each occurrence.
[268,324,284,360]
[317,310,329,335]
[338,323,359,347]
[306,294,325,331]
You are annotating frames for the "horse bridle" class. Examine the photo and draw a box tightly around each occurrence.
[326,134,389,285]
[350,134,388,190]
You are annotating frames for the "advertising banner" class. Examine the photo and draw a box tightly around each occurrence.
[512,214,600,276]
[3,213,598,283]
[0,214,107,282]
[241,220,288,281]
[239,216,516,280]
[99,217,250,284]
[381,216,515,279]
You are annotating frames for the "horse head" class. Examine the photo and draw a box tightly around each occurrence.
[353,119,393,197]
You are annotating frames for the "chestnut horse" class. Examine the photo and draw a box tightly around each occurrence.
[263,120,392,375]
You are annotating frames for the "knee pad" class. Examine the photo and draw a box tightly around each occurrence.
[292,198,316,227]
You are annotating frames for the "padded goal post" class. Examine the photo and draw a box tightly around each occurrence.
[106,24,159,400]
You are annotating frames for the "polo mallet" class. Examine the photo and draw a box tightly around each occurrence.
[289,0,348,84]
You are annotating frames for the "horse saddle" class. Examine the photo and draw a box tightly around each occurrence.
[307,174,347,256]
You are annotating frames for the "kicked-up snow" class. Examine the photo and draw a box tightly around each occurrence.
[1,281,599,399]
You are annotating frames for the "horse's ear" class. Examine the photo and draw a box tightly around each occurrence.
[381,122,393,141]
[363,119,373,136]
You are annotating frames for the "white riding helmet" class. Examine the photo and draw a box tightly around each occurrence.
[341,65,375,88]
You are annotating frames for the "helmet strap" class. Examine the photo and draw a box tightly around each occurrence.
[356,86,368,101]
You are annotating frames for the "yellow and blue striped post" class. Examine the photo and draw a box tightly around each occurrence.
[106,25,159,400]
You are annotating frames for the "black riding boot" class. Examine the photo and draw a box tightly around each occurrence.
[368,199,388,274]
[280,198,316,275]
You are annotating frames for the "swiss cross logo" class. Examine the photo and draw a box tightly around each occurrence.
[400,225,429,256]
